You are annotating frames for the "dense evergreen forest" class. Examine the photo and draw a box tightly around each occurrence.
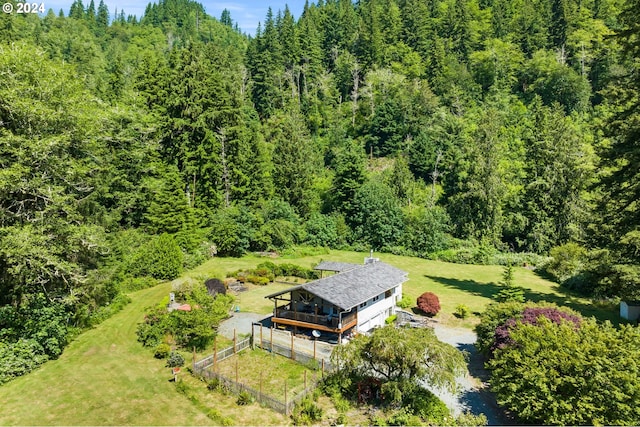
[1,0,639,381]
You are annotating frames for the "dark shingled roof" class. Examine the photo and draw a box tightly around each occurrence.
[266,261,407,310]
[314,261,361,272]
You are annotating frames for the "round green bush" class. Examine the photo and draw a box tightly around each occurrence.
[166,351,185,368]
[455,304,470,319]
[154,343,171,359]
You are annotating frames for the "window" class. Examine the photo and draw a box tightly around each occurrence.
[385,289,392,298]
[373,295,380,302]
[359,302,367,308]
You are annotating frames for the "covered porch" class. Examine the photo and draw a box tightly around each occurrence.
[267,289,358,341]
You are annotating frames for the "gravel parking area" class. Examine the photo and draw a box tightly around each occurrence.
[217,312,266,339]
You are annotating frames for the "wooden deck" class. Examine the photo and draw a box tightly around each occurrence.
[272,308,357,333]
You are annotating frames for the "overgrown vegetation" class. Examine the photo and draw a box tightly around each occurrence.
[324,325,467,425]
[477,301,640,425]
[226,261,321,286]
[136,282,233,351]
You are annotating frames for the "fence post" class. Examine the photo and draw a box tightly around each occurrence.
[213,338,218,371]
[251,323,255,350]
[284,380,288,415]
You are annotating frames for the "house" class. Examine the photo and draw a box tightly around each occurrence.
[265,257,407,343]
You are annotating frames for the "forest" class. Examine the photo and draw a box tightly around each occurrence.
[0,0,639,383]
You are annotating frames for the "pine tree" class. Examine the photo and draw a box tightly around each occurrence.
[220,9,232,27]
[69,0,85,19]
[96,0,109,33]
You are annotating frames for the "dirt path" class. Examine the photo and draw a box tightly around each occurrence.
[429,323,512,426]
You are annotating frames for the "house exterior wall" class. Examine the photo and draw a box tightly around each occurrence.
[356,283,402,333]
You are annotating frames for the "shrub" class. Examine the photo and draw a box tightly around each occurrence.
[136,307,169,348]
[455,411,488,426]
[137,285,233,351]
[385,408,423,427]
[416,292,440,316]
[118,276,159,292]
[385,314,397,324]
[475,301,526,355]
[491,306,582,353]
[396,293,413,309]
[87,293,132,326]
[402,385,449,424]
[544,242,587,282]
[154,343,171,359]
[489,319,640,425]
[236,390,253,406]
[166,351,185,368]
[0,339,49,385]
[291,397,323,425]
[246,275,270,286]
[253,268,275,280]
[489,252,551,268]
[454,304,470,319]
[129,233,184,280]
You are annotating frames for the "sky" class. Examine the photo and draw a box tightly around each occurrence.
[43,0,305,34]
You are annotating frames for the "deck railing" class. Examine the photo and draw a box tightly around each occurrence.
[274,307,356,329]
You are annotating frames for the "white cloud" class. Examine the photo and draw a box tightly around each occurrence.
[212,2,246,12]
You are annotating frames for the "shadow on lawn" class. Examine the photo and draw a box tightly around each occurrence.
[425,275,619,323]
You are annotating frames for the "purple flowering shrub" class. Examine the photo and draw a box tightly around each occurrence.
[491,307,582,354]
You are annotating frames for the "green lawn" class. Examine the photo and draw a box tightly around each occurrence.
[0,250,619,425]
[214,348,321,397]
[189,250,619,326]
[0,282,212,426]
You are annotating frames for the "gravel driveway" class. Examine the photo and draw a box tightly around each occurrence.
[428,323,511,425]
[217,312,266,338]
[218,311,510,424]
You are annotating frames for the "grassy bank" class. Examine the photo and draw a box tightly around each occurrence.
[0,282,211,425]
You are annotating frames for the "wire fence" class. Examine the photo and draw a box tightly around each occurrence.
[255,337,334,373]
[250,324,335,370]
[193,365,323,415]
[193,337,251,371]
[191,324,341,415]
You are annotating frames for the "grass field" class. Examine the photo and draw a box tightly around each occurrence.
[187,250,619,326]
[0,249,619,425]
[213,348,321,397]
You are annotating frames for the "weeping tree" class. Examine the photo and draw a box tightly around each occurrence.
[331,325,466,392]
